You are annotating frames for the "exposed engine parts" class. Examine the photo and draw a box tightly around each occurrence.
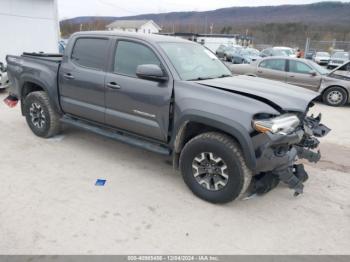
[250,112,330,198]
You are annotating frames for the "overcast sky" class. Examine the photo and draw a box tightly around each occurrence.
[58,0,350,19]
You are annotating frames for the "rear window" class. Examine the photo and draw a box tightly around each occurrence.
[71,38,109,70]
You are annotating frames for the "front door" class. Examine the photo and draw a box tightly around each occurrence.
[256,58,287,82]
[59,37,110,123]
[286,60,322,91]
[104,39,173,142]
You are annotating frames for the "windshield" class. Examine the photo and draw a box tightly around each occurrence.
[226,46,236,52]
[309,60,330,75]
[241,49,259,56]
[274,48,294,56]
[272,49,289,56]
[333,52,349,59]
[159,42,232,81]
[281,49,293,56]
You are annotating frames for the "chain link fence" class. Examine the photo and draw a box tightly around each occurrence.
[305,38,350,56]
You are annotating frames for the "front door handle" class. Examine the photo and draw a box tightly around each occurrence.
[63,73,75,80]
[257,70,263,73]
[289,75,295,78]
[107,82,121,89]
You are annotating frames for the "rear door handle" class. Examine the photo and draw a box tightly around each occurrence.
[289,75,295,78]
[107,82,121,89]
[257,70,263,73]
[63,73,74,80]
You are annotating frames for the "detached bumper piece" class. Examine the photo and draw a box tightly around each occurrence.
[4,94,18,108]
[251,113,330,197]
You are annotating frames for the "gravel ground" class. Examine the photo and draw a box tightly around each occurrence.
[0,90,349,255]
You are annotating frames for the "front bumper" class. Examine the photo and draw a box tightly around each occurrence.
[251,114,330,196]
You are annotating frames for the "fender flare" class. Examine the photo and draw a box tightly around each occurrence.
[20,75,62,114]
[172,110,257,170]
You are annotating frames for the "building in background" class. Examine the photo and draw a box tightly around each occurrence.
[0,0,59,64]
[106,20,161,34]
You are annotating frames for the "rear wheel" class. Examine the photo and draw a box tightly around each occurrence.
[23,91,61,138]
[179,132,252,204]
[323,87,348,107]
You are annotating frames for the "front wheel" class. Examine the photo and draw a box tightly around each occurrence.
[23,91,61,138]
[323,87,348,107]
[179,132,252,204]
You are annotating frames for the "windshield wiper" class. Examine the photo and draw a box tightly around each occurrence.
[187,75,232,81]
[187,77,215,81]
[217,74,232,78]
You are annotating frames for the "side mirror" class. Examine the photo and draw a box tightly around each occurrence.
[0,62,4,72]
[310,70,317,76]
[136,64,168,81]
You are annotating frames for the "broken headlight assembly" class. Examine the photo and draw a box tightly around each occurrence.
[252,113,300,135]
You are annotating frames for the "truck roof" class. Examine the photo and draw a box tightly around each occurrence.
[71,31,191,44]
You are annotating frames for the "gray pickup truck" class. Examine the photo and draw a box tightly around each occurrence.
[6,31,330,204]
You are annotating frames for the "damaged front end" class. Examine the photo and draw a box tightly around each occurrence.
[249,110,331,197]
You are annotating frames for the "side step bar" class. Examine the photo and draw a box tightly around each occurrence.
[61,116,171,156]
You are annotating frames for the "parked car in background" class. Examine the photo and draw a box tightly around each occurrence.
[215,44,228,59]
[231,48,260,64]
[313,52,331,65]
[260,47,289,57]
[305,49,316,60]
[230,56,350,106]
[0,62,9,90]
[328,51,349,69]
[222,45,243,62]
[273,47,296,58]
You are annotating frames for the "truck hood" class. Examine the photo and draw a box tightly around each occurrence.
[195,75,319,112]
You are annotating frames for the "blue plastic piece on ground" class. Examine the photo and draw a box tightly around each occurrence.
[95,179,106,186]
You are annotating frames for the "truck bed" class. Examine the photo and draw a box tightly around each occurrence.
[22,52,63,63]
[6,53,62,111]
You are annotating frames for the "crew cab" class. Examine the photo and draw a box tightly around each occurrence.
[5,32,330,203]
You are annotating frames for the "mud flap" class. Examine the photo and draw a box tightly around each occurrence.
[4,95,18,108]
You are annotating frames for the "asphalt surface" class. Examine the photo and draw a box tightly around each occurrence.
[0,90,349,254]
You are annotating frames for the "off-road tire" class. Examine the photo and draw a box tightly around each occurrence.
[179,132,252,204]
[23,91,61,138]
[322,86,348,107]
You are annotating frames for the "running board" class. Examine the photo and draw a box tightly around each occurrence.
[61,116,171,156]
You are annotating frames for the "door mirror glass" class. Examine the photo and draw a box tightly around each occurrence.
[136,64,167,81]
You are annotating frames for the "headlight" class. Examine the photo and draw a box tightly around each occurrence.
[252,114,300,135]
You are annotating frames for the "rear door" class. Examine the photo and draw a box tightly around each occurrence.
[58,37,110,123]
[286,60,322,91]
[256,58,287,82]
[104,39,173,142]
